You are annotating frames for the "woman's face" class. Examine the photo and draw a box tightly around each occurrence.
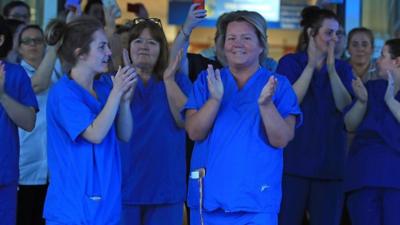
[348,32,373,65]
[129,28,160,71]
[224,20,263,69]
[81,29,112,74]
[314,18,339,53]
[18,28,45,63]
[377,45,397,79]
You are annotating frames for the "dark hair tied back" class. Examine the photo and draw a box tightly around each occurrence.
[45,19,66,46]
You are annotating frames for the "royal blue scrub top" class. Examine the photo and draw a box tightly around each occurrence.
[276,52,354,179]
[0,61,38,185]
[120,73,192,204]
[183,67,302,213]
[44,75,121,225]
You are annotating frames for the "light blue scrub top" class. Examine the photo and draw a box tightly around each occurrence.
[183,67,302,214]
[44,75,121,225]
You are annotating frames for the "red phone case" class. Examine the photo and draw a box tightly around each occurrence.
[192,0,205,10]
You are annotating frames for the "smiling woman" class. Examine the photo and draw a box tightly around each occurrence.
[43,16,137,225]
[119,17,192,225]
[183,11,301,225]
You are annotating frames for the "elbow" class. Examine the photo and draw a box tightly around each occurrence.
[269,132,294,149]
[185,124,206,141]
[118,132,132,143]
[21,113,36,132]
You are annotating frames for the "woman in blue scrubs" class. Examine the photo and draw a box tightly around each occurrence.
[183,11,301,225]
[0,16,38,225]
[276,6,353,225]
[43,17,137,225]
[344,39,400,225]
[119,18,192,225]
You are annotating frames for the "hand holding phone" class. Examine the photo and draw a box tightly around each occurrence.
[192,0,205,10]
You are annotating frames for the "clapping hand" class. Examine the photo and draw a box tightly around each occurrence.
[207,65,223,102]
[258,76,278,106]
[351,76,368,103]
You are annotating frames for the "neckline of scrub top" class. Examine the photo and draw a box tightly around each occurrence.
[226,66,265,92]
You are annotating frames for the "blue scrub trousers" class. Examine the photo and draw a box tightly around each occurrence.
[190,208,277,225]
[121,203,183,225]
[279,174,343,225]
[0,183,17,225]
[347,187,400,225]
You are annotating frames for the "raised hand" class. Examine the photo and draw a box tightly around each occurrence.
[207,65,223,101]
[112,65,137,101]
[385,70,397,103]
[327,40,337,73]
[307,35,322,69]
[0,61,5,98]
[352,76,368,103]
[164,49,182,82]
[182,3,207,36]
[258,76,278,106]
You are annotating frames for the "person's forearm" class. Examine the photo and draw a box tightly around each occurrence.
[31,46,58,93]
[185,99,220,141]
[292,64,314,103]
[0,93,36,131]
[386,97,400,123]
[344,100,367,132]
[328,68,352,112]
[82,90,122,144]
[170,29,190,75]
[116,101,133,142]
[164,79,188,127]
[259,102,295,148]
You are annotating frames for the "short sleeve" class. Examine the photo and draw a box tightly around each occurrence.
[7,64,39,112]
[175,72,193,96]
[274,75,303,127]
[180,71,209,119]
[55,93,96,142]
[276,54,303,85]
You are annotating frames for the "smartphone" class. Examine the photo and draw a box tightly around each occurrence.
[65,0,81,12]
[102,0,121,18]
[192,0,205,10]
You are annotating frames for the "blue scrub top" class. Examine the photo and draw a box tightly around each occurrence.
[0,61,38,185]
[344,79,400,192]
[276,52,354,179]
[44,75,121,225]
[183,67,302,213]
[120,73,192,205]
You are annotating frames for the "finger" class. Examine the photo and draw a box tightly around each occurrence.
[207,64,216,81]
[122,48,131,67]
[215,69,221,82]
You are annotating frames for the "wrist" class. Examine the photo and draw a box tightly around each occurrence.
[180,26,191,40]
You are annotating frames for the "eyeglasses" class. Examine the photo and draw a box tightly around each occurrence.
[9,13,30,21]
[129,17,163,29]
[20,38,45,45]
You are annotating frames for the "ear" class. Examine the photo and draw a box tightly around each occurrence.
[73,48,86,60]
[395,56,400,68]
[307,27,312,37]
[0,35,4,47]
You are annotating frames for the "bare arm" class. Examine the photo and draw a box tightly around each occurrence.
[185,65,223,140]
[0,64,36,131]
[82,66,136,144]
[327,41,352,112]
[385,72,400,123]
[344,78,368,132]
[258,76,296,148]
[164,51,189,127]
[30,45,58,93]
[169,4,206,76]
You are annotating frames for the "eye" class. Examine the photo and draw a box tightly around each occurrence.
[148,40,158,45]
[133,39,143,44]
